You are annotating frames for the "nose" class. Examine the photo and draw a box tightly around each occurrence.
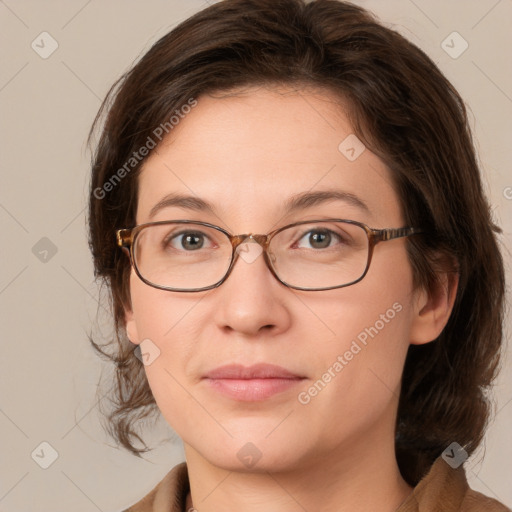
[212,238,292,337]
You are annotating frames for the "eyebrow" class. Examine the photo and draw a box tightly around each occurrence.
[284,190,370,215]
[148,189,370,219]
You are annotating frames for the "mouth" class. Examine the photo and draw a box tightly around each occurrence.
[202,363,306,401]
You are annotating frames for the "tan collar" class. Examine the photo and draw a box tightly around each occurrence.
[125,456,509,511]
[396,456,510,511]
[396,456,468,511]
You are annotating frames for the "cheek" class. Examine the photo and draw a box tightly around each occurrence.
[293,247,415,426]
[292,299,413,453]
[300,293,411,393]
[128,271,210,429]
[129,270,203,344]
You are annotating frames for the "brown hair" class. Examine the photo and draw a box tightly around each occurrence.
[87,0,506,485]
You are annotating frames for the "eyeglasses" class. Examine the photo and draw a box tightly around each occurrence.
[116,219,422,292]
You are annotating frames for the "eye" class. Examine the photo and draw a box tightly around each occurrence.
[164,230,213,251]
[295,228,344,250]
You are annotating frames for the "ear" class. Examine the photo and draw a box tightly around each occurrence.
[125,306,141,345]
[409,270,459,345]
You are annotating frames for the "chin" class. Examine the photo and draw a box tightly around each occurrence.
[188,431,309,474]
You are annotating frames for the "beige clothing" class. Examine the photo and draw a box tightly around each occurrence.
[124,456,510,511]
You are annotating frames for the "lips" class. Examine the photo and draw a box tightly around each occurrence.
[203,363,306,401]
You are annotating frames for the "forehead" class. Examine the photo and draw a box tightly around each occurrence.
[135,86,403,230]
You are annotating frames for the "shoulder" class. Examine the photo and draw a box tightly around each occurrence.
[123,462,189,512]
[460,488,511,512]
[397,456,510,512]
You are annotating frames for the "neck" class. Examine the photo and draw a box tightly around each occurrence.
[184,435,412,512]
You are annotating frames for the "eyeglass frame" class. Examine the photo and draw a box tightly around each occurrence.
[116,219,423,293]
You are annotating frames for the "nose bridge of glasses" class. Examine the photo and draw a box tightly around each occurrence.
[231,233,270,251]
[230,234,274,267]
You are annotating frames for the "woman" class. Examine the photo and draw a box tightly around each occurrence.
[87,0,509,510]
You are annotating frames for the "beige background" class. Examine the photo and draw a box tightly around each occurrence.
[0,1,511,510]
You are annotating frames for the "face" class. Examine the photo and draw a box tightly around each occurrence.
[125,86,424,473]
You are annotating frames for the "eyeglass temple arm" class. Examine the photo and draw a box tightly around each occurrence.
[116,229,133,248]
[374,226,422,242]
